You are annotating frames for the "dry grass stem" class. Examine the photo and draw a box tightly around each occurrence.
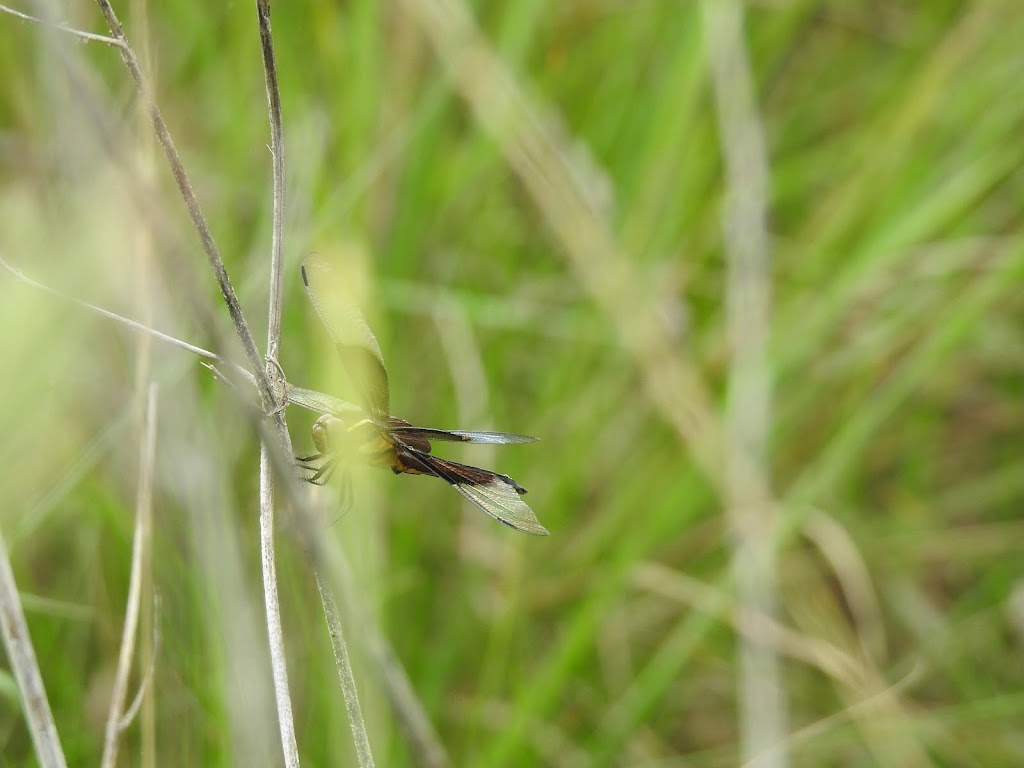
[117,594,160,732]
[101,384,159,768]
[5,250,443,766]
[701,1,787,765]
[0,2,123,46]
[253,1,300,763]
[328,544,451,768]
[315,571,376,768]
[0,537,67,766]
[92,0,277,410]
[0,255,224,366]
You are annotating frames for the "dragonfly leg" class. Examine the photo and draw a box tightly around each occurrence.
[296,450,336,485]
[338,469,353,512]
[302,459,336,485]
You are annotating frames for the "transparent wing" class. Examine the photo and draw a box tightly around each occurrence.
[388,426,539,445]
[449,480,549,536]
[285,384,364,419]
[397,447,548,536]
[301,254,390,419]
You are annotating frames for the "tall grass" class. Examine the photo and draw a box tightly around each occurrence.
[1,1,1023,765]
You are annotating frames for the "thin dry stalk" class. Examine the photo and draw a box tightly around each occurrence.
[117,595,159,731]
[700,2,787,766]
[125,3,160,756]
[4,255,439,765]
[0,535,67,767]
[89,1,305,760]
[0,2,122,45]
[258,451,298,766]
[0,256,223,365]
[316,572,376,768]
[8,1,425,756]
[92,0,277,412]
[327,542,451,768]
[101,384,159,768]
[252,1,300,763]
[256,0,287,362]
[254,3,376,764]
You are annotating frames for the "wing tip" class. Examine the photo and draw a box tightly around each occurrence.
[500,517,550,536]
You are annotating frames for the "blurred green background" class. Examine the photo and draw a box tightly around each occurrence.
[2,0,1024,765]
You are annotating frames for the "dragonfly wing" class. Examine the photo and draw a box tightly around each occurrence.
[448,480,549,536]
[286,384,364,419]
[388,425,539,445]
[397,447,548,536]
[301,254,390,419]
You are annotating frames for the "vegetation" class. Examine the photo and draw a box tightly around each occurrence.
[1,0,1022,765]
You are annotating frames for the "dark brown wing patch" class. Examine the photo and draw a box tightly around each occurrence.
[385,417,432,453]
[395,446,548,536]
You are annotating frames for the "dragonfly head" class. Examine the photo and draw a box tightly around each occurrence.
[311,414,388,464]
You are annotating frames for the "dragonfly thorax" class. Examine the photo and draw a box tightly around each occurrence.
[311,414,393,467]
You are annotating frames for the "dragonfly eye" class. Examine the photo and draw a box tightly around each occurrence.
[311,414,337,453]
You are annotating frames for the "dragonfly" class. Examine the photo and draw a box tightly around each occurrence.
[290,254,548,536]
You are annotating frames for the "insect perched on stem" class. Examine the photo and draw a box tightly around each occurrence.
[291,255,548,536]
